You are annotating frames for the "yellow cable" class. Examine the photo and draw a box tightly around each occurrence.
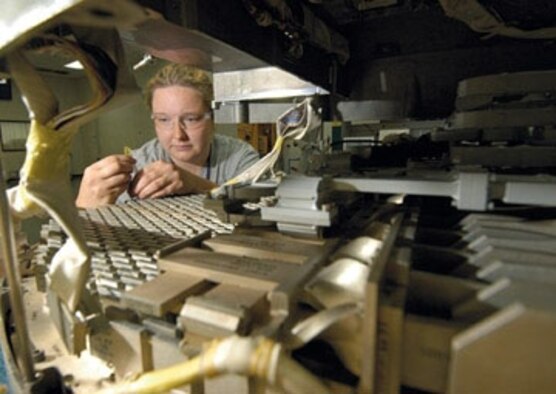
[96,340,221,394]
[249,337,276,380]
[210,135,285,194]
[96,335,330,394]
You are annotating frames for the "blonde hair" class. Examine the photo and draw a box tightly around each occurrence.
[145,63,214,110]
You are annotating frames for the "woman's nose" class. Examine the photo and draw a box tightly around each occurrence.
[172,120,189,139]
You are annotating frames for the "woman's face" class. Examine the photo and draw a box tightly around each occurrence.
[151,85,213,168]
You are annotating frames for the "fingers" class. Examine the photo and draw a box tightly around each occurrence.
[145,182,177,200]
[103,172,133,192]
[130,161,183,199]
[76,155,136,208]
[93,155,136,179]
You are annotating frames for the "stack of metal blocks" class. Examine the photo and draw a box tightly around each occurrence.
[34,195,234,299]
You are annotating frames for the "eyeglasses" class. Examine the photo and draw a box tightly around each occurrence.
[151,112,211,131]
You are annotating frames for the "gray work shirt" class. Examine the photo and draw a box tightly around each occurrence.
[117,133,259,203]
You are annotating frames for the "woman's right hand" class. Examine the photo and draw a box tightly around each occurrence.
[76,154,136,208]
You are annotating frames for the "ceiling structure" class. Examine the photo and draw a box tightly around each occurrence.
[3,0,556,118]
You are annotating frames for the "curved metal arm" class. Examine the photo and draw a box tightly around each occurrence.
[285,303,360,350]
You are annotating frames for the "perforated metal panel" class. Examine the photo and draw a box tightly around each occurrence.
[35,194,233,299]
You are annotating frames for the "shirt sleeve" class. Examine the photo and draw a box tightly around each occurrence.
[209,134,261,185]
[234,142,260,175]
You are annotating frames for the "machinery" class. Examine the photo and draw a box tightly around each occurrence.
[0,1,555,393]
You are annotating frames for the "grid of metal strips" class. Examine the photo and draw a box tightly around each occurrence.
[34,195,234,299]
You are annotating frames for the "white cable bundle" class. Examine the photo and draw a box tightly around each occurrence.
[211,98,319,197]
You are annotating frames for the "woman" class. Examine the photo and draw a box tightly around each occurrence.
[76,63,259,208]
